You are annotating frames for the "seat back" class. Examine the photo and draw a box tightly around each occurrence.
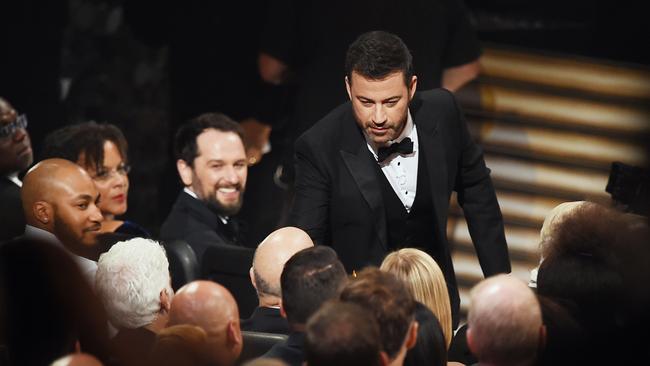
[238,331,288,365]
[163,239,200,291]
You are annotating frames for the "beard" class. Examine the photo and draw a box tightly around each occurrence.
[205,187,245,217]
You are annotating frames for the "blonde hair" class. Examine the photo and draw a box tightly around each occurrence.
[380,248,452,348]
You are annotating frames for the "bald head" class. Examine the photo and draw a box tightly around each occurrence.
[468,274,543,366]
[251,227,314,302]
[50,353,103,366]
[21,159,103,253]
[169,280,242,365]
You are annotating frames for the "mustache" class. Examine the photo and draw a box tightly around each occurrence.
[83,223,102,233]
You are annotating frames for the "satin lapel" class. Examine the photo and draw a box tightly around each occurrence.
[415,104,447,242]
[340,137,388,251]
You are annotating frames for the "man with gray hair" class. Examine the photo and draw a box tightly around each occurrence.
[466,274,544,366]
[95,237,173,366]
[243,226,314,334]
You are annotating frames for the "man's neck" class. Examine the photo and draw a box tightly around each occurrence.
[258,295,281,308]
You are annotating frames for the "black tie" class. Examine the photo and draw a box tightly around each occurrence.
[377,137,414,162]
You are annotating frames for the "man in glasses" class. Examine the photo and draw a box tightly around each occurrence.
[0,97,33,241]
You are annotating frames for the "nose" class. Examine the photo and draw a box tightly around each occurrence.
[12,126,27,142]
[90,204,103,223]
[112,170,128,188]
[373,104,386,124]
[224,165,241,185]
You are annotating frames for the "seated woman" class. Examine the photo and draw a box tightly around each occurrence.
[41,122,149,237]
[380,248,453,349]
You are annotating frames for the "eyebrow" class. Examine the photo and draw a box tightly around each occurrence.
[356,95,402,102]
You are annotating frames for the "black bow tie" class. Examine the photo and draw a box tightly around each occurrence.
[377,137,414,162]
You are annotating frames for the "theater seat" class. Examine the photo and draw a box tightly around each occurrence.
[238,331,288,365]
[163,239,200,291]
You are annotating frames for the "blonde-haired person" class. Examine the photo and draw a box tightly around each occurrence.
[380,248,453,348]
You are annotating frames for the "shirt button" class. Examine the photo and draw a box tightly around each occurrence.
[397,162,400,166]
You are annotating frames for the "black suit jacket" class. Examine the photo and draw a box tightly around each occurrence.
[0,177,25,242]
[160,191,242,261]
[241,306,290,335]
[290,89,510,311]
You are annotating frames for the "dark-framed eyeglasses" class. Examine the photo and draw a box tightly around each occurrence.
[0,114,28,139]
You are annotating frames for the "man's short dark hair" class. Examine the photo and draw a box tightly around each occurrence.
[173,112,244,166]
[42,121,128,173]
[345,30,413,85]
[340,267,416,359]
[305,300,383,366]
[280,246,347,326]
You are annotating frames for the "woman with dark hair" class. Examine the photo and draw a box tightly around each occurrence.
[42,121,149,236]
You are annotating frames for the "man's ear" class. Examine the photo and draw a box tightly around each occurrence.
[227,320,243,348]
[345,75,352,100]
[160,288,171,313]
[279,300,287,319]
[176,159,193,186]
[466,327,476,354]
[33,201,52,226]
[405,320,418,350]
[539,324,547,353]
[249,267,257,290]
[408,75,418,100]
[379,351,390,366]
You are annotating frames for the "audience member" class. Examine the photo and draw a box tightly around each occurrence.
[0,237,110,365]
[41,121,149,237]
[243,226,314,334]
[21,159,103,281]
[380,248,453,348]
[95,238,173,366]
[305,300,387,366]
[261,246,348,366]
[535,295,586,366]
[51,353,104,366]
[339,267,418,366]
[168,280,243,366]
[147,324,212,366]
[466,274,544,366]
[160,112,251,261]
[403,303,447,366]
[0,97,33,241]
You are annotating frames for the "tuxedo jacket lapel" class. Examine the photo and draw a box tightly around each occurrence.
[339,110,389,251]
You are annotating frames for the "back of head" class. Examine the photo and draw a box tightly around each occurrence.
[174,112,244,165]
[340,267,416,359]
[345,30,413,84]
[41,121,128,172]
[280,246,348,326]
[305,300,383,366]
[0,237,110,365]
[168,280,242,365]
[148,324,211,366]
[95,238,172,329]
[467,274,542,366]
[403,303,447,366]
[252,227,314,300]
[380,248,452,347]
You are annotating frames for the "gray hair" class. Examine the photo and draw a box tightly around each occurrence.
[96,238,172,329]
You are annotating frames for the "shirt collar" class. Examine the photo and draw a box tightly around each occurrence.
[365,109,416,160]
[7,173,22,187]
[184,187,229,224]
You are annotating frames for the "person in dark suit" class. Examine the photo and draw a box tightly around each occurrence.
[242,227,314,334]
[0,97,33,242]
[289,31,510,326]
[160,112,251,262]
[261,246,348,366]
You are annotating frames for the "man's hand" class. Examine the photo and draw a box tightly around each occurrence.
[240,118,271,165]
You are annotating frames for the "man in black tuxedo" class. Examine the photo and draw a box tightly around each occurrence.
[0,97,33,241]
[161,112,250,262]
[289,31,510,325]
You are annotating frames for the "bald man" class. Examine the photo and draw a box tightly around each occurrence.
[21,158,103,281]
[0,97,33,241]
[242,226,314,334]
[168,280,243,366]
[50,353,104,366]
[467,274,544,366]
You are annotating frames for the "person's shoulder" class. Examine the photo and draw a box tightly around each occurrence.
[415,88,456,105]
[298,101,352,143]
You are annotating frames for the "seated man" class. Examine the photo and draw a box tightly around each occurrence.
[168,280,243,366]
[20,158,103,281]
[161,112,251,262]
[305,300,387,366]
[261,246,348,366]
[0,97,33,241]
[95,237,174,366]
[243,226,314,334]
[339,268,418,366]
[466,274,544,366]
